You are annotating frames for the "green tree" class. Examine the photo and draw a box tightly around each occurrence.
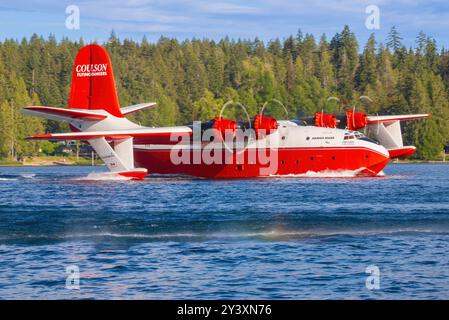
[386,26,403,52]
[358,34,378,92]
[1,31,449,161]
[412,117,443,159]
[316,35,335,88]
[193,89,224,121]
[330,25,359,100]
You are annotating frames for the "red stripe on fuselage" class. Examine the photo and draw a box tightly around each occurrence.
[134,146,389,178]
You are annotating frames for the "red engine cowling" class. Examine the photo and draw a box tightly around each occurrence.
[254,114,278,138]
[213,117,237,139]
[346,110,367,130]
[314,112,337,128]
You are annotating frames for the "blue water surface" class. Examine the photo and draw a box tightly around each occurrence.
[0,163,449,299]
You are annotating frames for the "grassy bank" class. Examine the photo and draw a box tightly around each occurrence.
[394,154,449,163]
[394,160,449,164]
[0,155,104,166]
[0,159,23,166]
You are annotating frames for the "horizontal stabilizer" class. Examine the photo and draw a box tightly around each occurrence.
[121,103,157,115]
[367,114,430,124]
[21,106,108,122]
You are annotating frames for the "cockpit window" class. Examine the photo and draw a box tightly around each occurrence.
[344,131,378,144]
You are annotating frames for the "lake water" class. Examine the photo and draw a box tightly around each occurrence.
[0,163,449,299]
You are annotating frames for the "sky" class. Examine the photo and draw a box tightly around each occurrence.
[1,0,449,48]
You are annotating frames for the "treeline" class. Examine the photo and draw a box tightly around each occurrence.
[0,26,448,160]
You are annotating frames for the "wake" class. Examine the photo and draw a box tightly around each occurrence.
[73,172,133,181]
[270,168,381,178]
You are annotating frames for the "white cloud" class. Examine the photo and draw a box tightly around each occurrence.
[197,2,263,15]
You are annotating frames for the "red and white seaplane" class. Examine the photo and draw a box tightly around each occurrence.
[21,44,430,180]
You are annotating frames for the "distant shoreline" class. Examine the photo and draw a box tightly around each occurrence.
[0,156,103,167]
[393,161,449,164]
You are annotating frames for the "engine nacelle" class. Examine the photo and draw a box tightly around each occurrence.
[346,110,367,130]
[213,117,237,139]
[314,111,337,128]
[254,114,278,138]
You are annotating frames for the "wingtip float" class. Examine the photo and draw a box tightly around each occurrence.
[22,44,431,180]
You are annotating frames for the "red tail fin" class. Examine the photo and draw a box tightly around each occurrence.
[68,44,123,118]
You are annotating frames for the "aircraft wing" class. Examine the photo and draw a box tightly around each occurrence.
[21,106,108,121]
[27,126,192,145]
[367,114,430,124]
